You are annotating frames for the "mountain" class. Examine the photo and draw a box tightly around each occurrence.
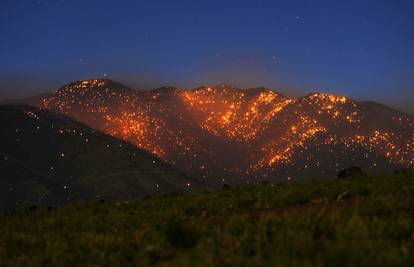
[0,105,206,212]
[10,79,414,184]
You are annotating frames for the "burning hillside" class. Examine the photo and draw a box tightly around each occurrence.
[27,79,414,184]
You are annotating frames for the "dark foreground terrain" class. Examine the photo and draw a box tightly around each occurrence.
[1,171,413,267]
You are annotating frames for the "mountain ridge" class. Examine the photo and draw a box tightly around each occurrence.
[3,78,412,115]
[3,79,413,184]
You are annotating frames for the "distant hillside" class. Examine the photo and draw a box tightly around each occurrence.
[10,79,414,184]
[2,93,53,106]
[0,105,206,212]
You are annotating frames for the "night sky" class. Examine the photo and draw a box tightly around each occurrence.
[1,0,413,113]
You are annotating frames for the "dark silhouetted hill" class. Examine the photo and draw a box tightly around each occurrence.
[0,105,206,211]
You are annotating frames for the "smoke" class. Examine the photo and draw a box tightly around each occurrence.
[182,53,306,95]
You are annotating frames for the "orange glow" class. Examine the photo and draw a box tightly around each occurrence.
[37,80,414,178]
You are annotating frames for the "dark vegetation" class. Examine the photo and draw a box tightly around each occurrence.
[337,166,367,179]
[1,171,413,266]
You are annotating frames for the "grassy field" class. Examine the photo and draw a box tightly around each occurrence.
[1,170,414,267]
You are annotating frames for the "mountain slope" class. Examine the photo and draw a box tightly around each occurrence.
[14,79,414,183]
[0,105,205,211]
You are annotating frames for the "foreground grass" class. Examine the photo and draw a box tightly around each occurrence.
[1,171,414,267]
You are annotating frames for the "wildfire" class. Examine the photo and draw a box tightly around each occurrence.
[34,80,414,180]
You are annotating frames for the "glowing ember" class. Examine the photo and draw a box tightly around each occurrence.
[33,79,414,181]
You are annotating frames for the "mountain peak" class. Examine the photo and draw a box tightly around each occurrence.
[245,87,284,98]
[302,92,350,104]
[65,79,109,88]
[57,79,130,94]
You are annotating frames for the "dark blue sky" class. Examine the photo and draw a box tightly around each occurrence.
[1,0,413,113]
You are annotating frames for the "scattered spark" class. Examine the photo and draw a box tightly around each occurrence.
[34,80,414,180]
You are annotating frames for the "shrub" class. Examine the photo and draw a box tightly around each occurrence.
[337,167,367,180]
